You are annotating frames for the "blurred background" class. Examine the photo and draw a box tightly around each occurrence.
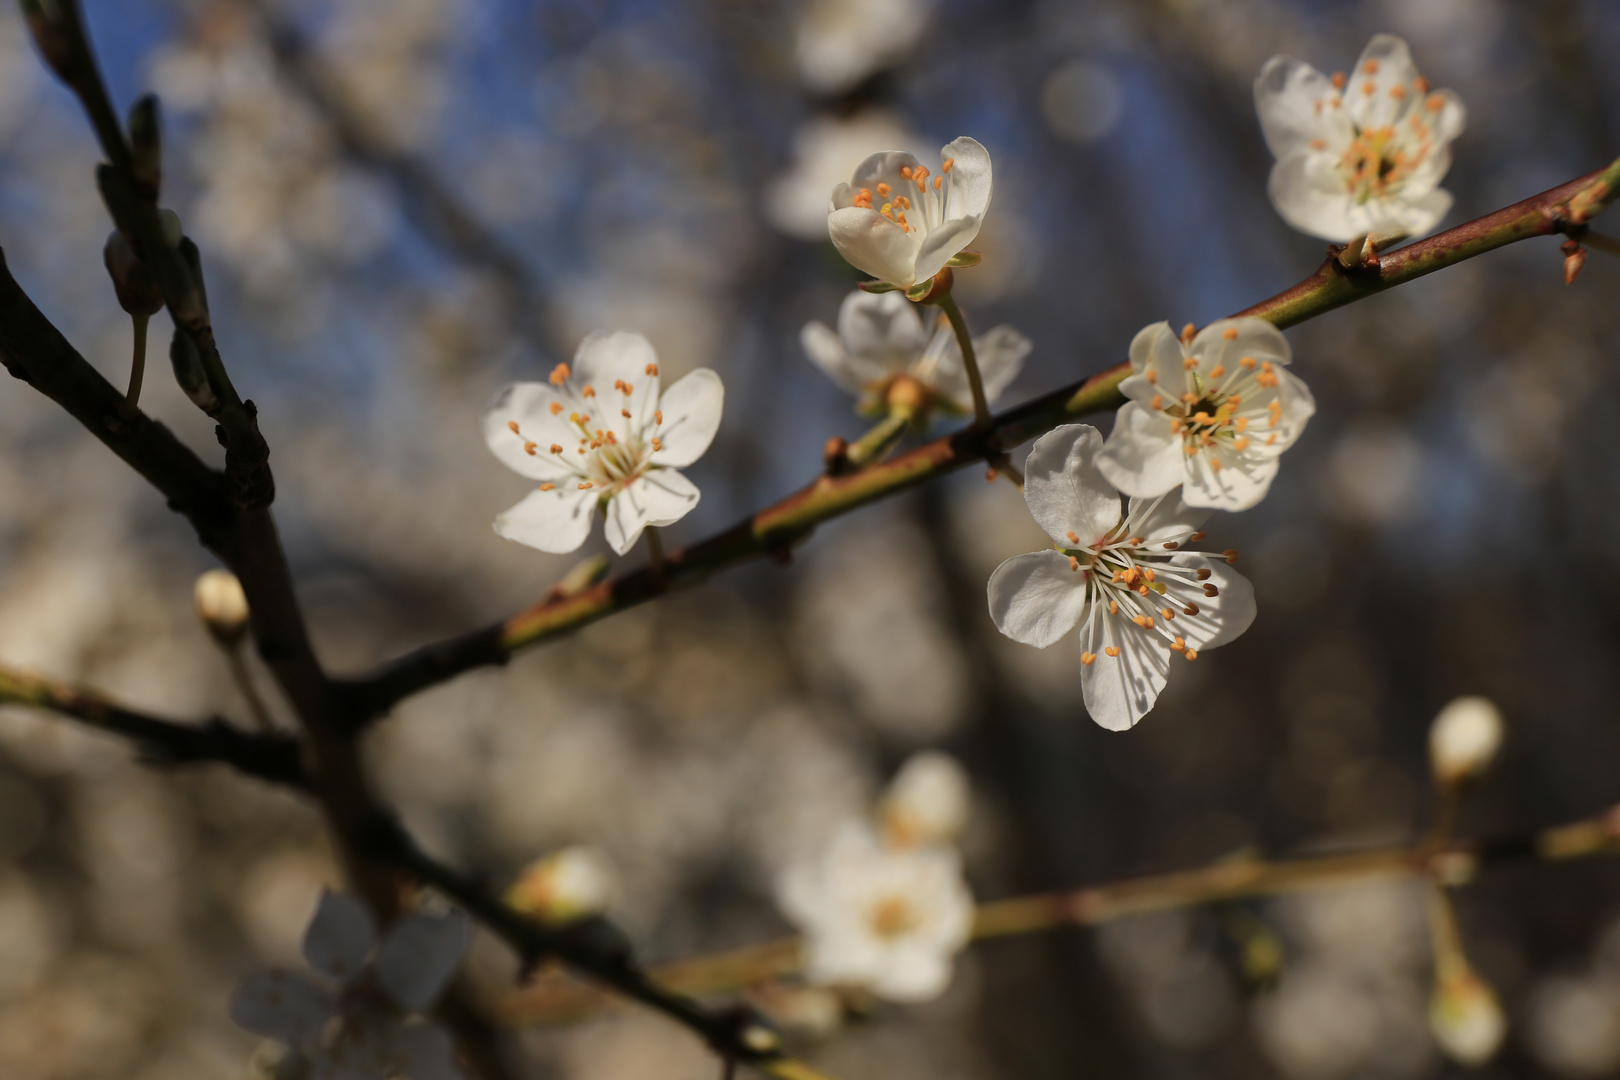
[1,0,1619,1077]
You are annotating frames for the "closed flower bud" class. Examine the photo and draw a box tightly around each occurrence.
[506,846,616,924]
[1429,696,1504,785]
[1430,968,1507,1066]
[103,210,184,318]
[879,751,970,849]
[194,569,250,646]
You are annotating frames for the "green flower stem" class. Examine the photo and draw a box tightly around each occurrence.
[341,160,1620,721]
[126,312,147,405]
[844,411,912,469]
[933,288,993,430]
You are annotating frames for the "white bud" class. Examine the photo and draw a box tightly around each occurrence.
[1429,696,1504,785]
[506,846,616,923]
[193,569,249,646]
[1430,968,1507,1066]
[879,751,970,848]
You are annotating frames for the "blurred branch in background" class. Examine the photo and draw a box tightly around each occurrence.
[245,0,549,349]
[341,158,1620,721]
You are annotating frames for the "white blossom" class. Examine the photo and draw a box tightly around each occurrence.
[793,0,930,95]
[878,750,970,849]
[801,290,1029,417]
[483,331,723,556]
[1428,696,1504,785]
[828,137,991,290]
[988,425,1257,731]
[230,891,469,1080]
[194,568,250,645]
[1255,33,1466,243]
[1097,318,1314,512]
[777,822,973,1003]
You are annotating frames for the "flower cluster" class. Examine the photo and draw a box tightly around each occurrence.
[230,891,469,1080]
[777,752,975,1003]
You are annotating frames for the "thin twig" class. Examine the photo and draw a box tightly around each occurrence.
[504,801,1620,1024]
[224,644,279,734]
[843,412,911,468]
[340,159,1620,721]
[932,289,992,429]
[126,312,147,404]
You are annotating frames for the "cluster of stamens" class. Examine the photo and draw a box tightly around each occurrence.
[505,361,664,495]
[1306,59,1447,203]
[1144,326,1287,470]
[849,157,958,235]
[1059,507,1238,666]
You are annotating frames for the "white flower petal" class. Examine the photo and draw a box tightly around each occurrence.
[987,550,1091,648]
[850,150,924,191]
[971,325,1032,405]
[1096,401,1186,499]
[1371,186,1452,239]
[571,330,661,440]
[837,288,929,361]
[481,384,580,482]
[1167,557,1255,651]
[922,323,1030,412]
[1023,424,1125,547]
[1268,150,1360,242]
[912,214,982,284]
[303,891,376,983]
[1253,55,1346,159]
[602,469,700,555]
[1125,488,1211,543]
[1127,321,1184,379]
[801,320,869,396]
[869,947,955,1003]
[1343,34,1420,131]
[828,206,922,287]
[1078,605,1170,731]
[1193,317,1291,369]
[1181,451,1279,511]
[492,486,597,555]
[649,369,724,468]
[394,1024,463,1080]
[230,970,336,1045]
[376,910,470,1013]
[939,136,993,223]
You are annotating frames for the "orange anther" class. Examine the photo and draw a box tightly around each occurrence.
[1184,357,1198,369]
[1310,138,1326,151]
[1108,601,1119,615]
[1203,583,1219,596]
[1162,541,1179,550]
[1223,549,1239,563]
[1181,392,1198,404]
[1426,93,1445,111]
[1221,327,1238,340]
[934,175,942,190]
[582,385,596,397]
[1069,556,1080,571]
[1142,568,1156,582]
[549,401,564,415]
[1227,395,1242,406]
[1161,608,1175,620]
[539,483,555,491]
[1389,84,1406,99]
[549,363,570,385]
[1331,71,1346,90]
[899,165,913,179]
[1182,602,1199,616]
[1104,646,1121,657]
[1266,432,1278,445]
[1066,531,1080,544]
[621,408,632,419]
[1233,436,1250,451]
[655,410,664,425]
[1363,81,1376,95]
[1241,356,1257,368]
[1172,636,1186,651]
[1150,395,1163,410]
[1081,652,1097,666]
[1145,370,1158,384]
[1128,537,1144,546]
[1138,585,1150,596]
[1363,59,1379,74]
[1133,615,1154,628]
[549,443,563,454]
[1181,322,1196,343]
[942,157,955,173]
[876,182,892,196]
[578,482,593,490]
[652,437,663,451]
[508,420,521,434]
[1183,648,1198,661]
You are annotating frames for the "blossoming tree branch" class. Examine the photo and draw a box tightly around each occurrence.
[1,7,1618,1079]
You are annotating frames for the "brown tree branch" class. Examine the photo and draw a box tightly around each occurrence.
[341,160,1620,721]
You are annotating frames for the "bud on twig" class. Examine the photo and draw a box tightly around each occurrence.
[1429,696,1504,786]
[506,846,617,924]
[102,209,183,317]
[194,569,250,646]
[1430,967,1507,1066]
[128,94,162,200]
[20,0,76,83]
[1562,239,1588,285]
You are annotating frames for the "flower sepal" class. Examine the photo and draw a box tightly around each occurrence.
[945,248,982,268]
[857,279,901,294]
[906,266,954,304]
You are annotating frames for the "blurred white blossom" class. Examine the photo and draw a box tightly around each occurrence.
[801,290,1029,417]
[988,425,1256,731]
[877,750,970,849]
[777,822,972,1002]
[1254,34,1465,243]
[482,331,723,556]
[829,137,992,289]
[1527,975,1620,1077]
[1098,318,1314,512]
[794,0,930,95]
[230,891,469,1080]
[1429,968,1506,1066]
